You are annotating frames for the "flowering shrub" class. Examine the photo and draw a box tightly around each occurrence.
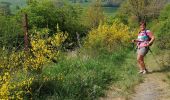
[0,51,34,99]
[0,30,67,99]
[25,31,68,71]
[85,20,135,52]
[0,72,10,99]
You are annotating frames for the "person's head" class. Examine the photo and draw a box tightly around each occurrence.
[139,21,146,31]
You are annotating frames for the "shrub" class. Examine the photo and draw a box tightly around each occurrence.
[0,29,67,99]
[84,20,135,52]
[153,4,170,50]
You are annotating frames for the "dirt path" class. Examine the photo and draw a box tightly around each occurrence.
[131,52,170,100]
[100,52,170,100]
[132,72,170,100]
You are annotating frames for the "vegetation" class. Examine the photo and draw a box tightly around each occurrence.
[150,3,170,85]
[151,4,170,68]
[116,0,167,27]
[85,0,104,28]
[153,4,170,50]
[0,0,170,99]
[84,20,134,52]
[27,48,141,99]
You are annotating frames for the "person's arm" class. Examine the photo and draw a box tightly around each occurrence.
[148,31,155,46]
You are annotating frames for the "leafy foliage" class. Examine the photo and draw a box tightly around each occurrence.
[85,0,105,28]
[153,4,170,50]
[116,0,167,27]
[19,0,87,48]
[0,15,23,49]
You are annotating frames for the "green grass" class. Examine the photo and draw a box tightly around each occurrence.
[26,48,142,100]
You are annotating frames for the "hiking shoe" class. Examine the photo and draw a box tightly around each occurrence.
[142,69,147,74]
[138,70,143,74]
[145,68,148,73]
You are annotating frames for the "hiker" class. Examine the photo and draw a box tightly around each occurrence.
[132,21,155,74]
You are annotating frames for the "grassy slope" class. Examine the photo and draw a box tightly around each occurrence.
[28,48,142,99]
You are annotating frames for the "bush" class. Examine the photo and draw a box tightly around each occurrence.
[84,20,135,52]
[19,0,88,48]
[28,29,68,71]
[0,29,67,99]
[0,15,23,49]
[153,4,170,50]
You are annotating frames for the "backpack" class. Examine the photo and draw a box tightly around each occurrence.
[144,30,151,41]
[137,30,152,47]
[138,29,151,41]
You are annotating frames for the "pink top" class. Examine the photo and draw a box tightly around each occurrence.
[137,30,153,48]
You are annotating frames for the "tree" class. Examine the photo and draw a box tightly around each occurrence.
[117,0,166,23]
[129,0,166,22]
[19,0,87,48]
[86,0,105,28]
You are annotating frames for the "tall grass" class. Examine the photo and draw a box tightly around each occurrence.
[26,48,141,100]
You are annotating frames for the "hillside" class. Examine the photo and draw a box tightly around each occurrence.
[0,0,120,15]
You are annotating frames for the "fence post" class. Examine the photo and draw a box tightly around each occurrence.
[23,13,28,51]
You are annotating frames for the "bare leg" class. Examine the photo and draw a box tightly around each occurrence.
[137,54,146,71]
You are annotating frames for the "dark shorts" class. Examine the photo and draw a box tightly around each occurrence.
[137,47,149,56]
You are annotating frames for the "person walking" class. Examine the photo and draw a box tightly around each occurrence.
[132,21,155,74]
